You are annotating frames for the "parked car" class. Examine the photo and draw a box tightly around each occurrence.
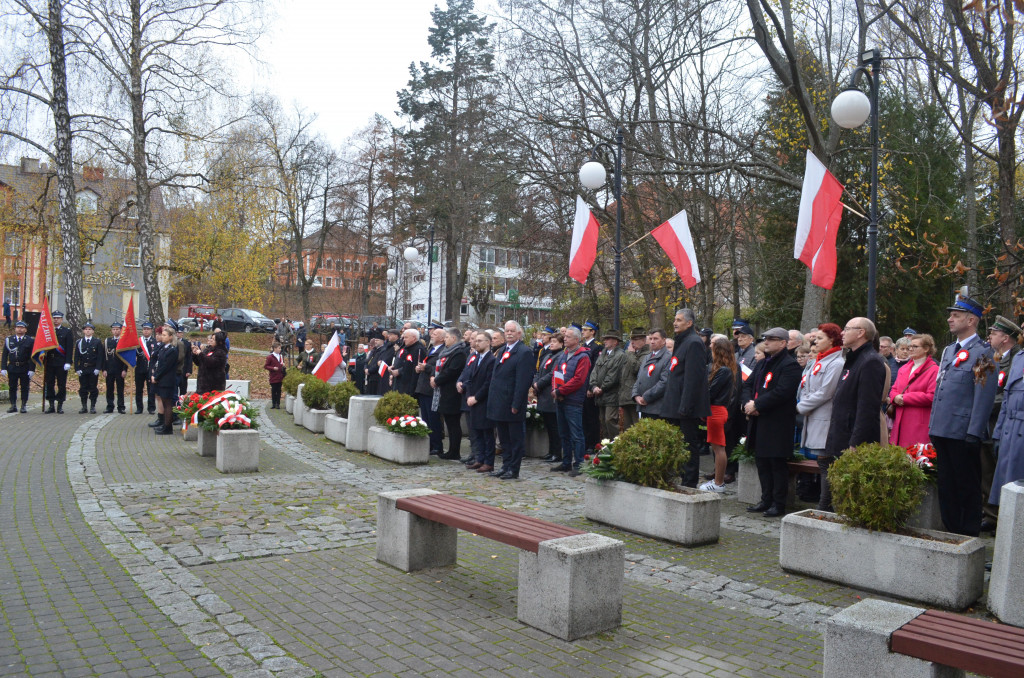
[176,317,213,332]
[218,308,277,333]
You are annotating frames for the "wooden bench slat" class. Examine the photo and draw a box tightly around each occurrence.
[787,460,820,473]
[395,494,584,553]
[893,631,1024,678]
[899,622,1024,661]
[921,611,1024,641]
[900,615,1024,658]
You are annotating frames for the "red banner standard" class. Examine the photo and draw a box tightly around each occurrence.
[31,297,58,367]
[116,297,141,369]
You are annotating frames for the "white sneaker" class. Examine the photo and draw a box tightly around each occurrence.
[699,480,726,493]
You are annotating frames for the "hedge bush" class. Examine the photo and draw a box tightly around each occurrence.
[329,381,360,417]
[828,443,928,532]
[373,391,420,425]
[282,370,303,397]
[610,418,689,490]
[301,377,331,410]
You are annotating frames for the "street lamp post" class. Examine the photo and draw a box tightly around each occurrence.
[831,48,882,323]
[579,126,625,333]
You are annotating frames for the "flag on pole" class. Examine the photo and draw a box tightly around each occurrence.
[794,150,844,289]
[31,297,58,367]
[651,209,701,289]
[569,195,599,284]
[116,298,140,368]
[313,331,344,382]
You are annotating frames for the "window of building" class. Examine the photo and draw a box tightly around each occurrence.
[478,247,495,274]
[496,249,506,267]
[325,277,333,287]
[336,260,342,271]
[325,259,333,270]
[4,234,21,256]
[460,303,468,316]
[344,260,352,272]
[123,245,141,267]
[3,280,20,306]
[75,190,98,214]
[353,261,360,273]
[508,251,519,268]
[124,198,138,220]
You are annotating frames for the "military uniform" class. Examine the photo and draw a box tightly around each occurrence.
[103,323,127,413]
[43,312,74,413]
[135,325,158,414]
[73,324,102,412]
[982,315,1022,522]
[928,296,999,536]
[2,323,34,412]
[590,334,627,439]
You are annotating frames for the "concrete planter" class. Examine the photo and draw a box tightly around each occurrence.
[285,394,294,414]
[197,427,217,457]
[293,384,306,426]
[324,414,348,444]
[779,509,986,610]
[345,395,381,452]
[303,408,332,434]
[215,428,259,473]
[737,459,760,504]
[584,478,721,546]
[366,426,429,464]
[989,481,1024,626]
[183,425,198,442]
[905,482,943,531]
[524,426,549,458]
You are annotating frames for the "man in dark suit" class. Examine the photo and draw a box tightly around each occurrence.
[929,296,999,536]
[375,329,398,394]
[744,327,803,516]
[349,344,367,393]
[461,330,496,471]
[73,322,102,413]
[661,309,711,488]
[134,322,158,415]
[103,322,127,413]
[823,317,888,512]
[43,310,74,413]
[389,329,424,396]
[486,320,535,480]
[415,325,445,455]
[364,338,384,394]
[2,320,33,412]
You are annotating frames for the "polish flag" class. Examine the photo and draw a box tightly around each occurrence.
[312,331,344,382]
[569,196,599,284]
[794,150,844,289]
[651,209,701,289]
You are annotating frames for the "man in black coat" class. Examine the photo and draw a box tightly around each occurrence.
[375,330,398,395]
[461,330,496,471]
[43,310,74,413]
[580,320,603,452]
[743,327,802,516]
[389,329,424,396]
[102,322,127,413]
[823,317,887,511]
[73,323,102,413]
[486,321,536,480]
[134,322,158,415]
[416,325,446,454]
[661,309,712,488]
[2,321,34,412]
[349,344,367,393]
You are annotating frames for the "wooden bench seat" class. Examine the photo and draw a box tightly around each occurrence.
[787,459,820,474]
[892,609,1024,678]
[377,488,623,640]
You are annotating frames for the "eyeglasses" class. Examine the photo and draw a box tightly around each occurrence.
[843,326,865,333]
[910,344,924,350]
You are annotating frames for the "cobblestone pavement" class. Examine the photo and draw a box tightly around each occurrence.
[2,399,999,677]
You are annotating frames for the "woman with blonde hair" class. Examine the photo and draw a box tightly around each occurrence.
[888,334,939,447]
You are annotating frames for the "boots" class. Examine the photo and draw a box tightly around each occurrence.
[148,417,163,428]
[154,424,173,435]
[45,402,55,414]
[89,400,97,414]
[79,398,88,414]
[56,402,63,414]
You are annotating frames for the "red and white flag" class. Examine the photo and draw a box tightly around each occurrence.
[313,331,344,382]
[651,209,700,289]
[794,150,844,289]
[569,195,599,284]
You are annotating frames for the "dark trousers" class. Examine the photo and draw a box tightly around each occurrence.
[442,412,463,457]
[556,402,585,468]
[541,411,560,455]
[79,372,99,405]
[756,457,789,509]
[135,370,153,412]
[817,455,837,511]
[105,373,125,411]
[419,395,443,452]
[271,382,282,407]
[495,420,526,476]
[178,373,188,397]
[677,417,703,487]
[981,439,999,521]
[469,426,495,465]
[8,370,29,405]
[932,435,982,536]
[583,394,600,451]
[44,365,68,403]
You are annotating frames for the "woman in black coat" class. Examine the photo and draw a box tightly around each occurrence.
[151,327,180,435]
[532,334,563,462]
[431,329,468,460]
[192,332,228,394]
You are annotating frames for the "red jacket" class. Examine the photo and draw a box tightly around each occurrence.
[888,358,938,447]
[264,352,286,384]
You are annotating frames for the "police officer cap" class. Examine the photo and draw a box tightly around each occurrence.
[15,320,27,328]
[992,315,1022,337]
[902,327,918,336]
[732,322,754,337]
[83,322,95,329]
[165,319,180,332]
[428,321,444,330]
[699,327,713,337]
[731,317,750,329]
[141,322,153,329]
[569,322,583,332]
[946,294,984,318]
[52,310,64,318]
[583,320,599,332]
[110,321,123,329]
[542,326,556,334]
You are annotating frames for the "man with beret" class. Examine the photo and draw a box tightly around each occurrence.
[2,320,34,412]
[980,314,1022,531]
[581,320,602,452]
[929,295,999,536]
[102,322,127,413]
[43,310,74,413]
[74,322,102,413]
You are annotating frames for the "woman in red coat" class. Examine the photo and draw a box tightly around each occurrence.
[264,341,287,409]
[888,334,939,447]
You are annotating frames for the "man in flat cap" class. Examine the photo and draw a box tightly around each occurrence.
[103,322,127,413]
[2,320,33,412]
[980,314,1022,531]
[929,295,999,536]
[43,310,74,413]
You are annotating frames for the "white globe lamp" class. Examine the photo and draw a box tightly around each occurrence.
[831,88,871,129]
[403,246,419,262]
[579,161,607,190]
[386,268,396,281]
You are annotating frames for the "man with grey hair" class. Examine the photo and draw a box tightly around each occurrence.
[787,330,804,356]
[389,328,425,396]
[486,320,535,479]
[662,308,711,487]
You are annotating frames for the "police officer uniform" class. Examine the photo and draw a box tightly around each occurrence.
[103,322,127,413]
[2,321,34,412]
[44,310,74,413]
[135,323,158,414]
[929,295,999,536]
[73,323,102,413]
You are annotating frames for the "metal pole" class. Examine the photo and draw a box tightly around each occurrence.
[613,127,624,334]
[427,226,435,324]
[867,56,880,323]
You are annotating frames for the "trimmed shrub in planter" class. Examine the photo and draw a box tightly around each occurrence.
[584,418,689,490]
[301,378,330,411]
[282,370,303,397]
[373,391,419,426]
[329,381,360,417]
[828,443,927,532]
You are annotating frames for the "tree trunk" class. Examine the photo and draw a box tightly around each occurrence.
[997,125,1016,307]
[129,0,164,326]
[46,0,85,333]
[962,106,978,289]
[800,270,826,330]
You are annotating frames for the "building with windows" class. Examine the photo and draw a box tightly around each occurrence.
[0,158,172,326]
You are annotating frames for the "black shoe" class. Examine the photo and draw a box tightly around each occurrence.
[747,501,771,513]
[104,407,114,414]
[154,426,173,435]
[56,406,63,414]
[429,449,442,456]
[763,506,784,518]
[985,561,993,572]
[542,454,560,462]
[79,406,88,414]
[550,464,571,472]
[6,406,16,413]
[498,472,519,480]
[488,470,507,477]
[134,410,145,415]
[568,468,582,478]
[44,406,55,414]
[118,409,126,414]
[89,406,96,414]
[19,406,27,413]
[148,410,156,414]
[980,519,997,534]
[148,420,163,428]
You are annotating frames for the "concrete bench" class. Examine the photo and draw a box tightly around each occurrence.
[825,598,1024,677]
[376,489,624,640]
